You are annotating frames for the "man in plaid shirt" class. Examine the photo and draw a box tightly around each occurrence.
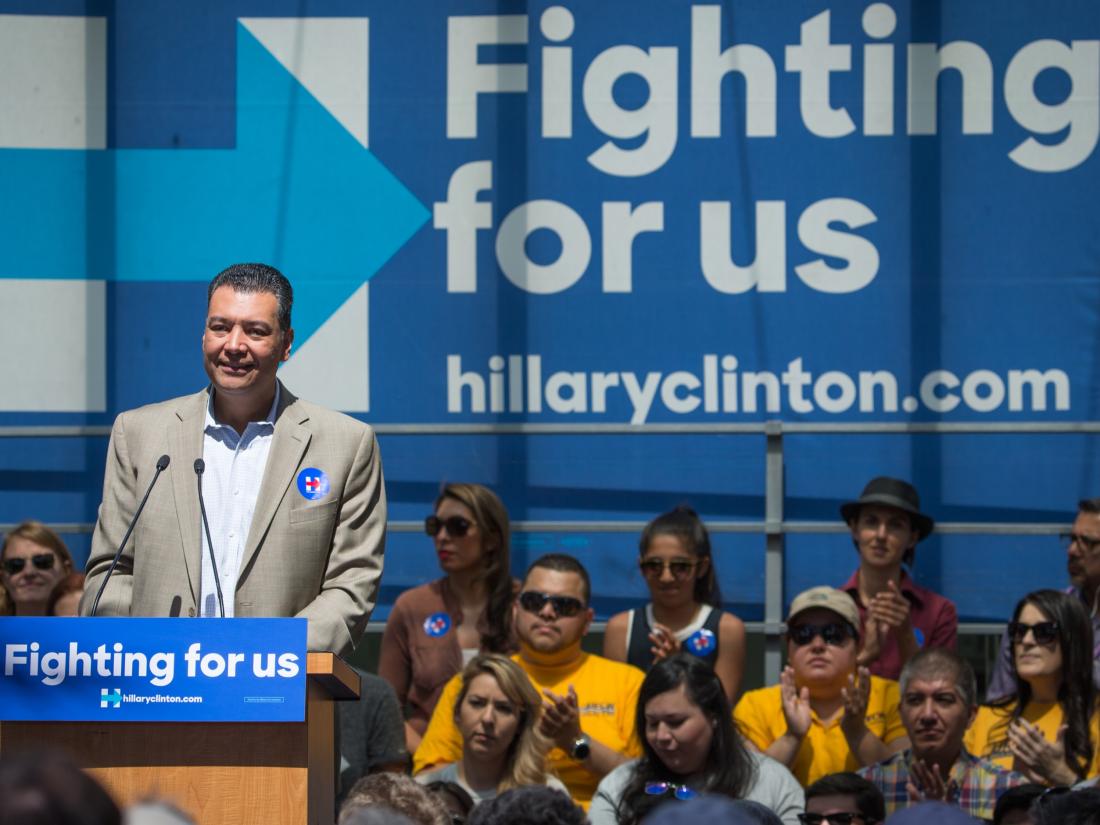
[859,648,1026,820]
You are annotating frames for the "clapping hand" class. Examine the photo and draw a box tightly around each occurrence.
[649,622,680,663]
[779,666,812,740]
[907,758,958,803]
[1009,720,1076,786]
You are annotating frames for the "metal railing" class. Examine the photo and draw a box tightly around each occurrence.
[3,419,1091,683]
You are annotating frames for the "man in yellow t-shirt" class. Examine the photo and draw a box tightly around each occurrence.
[734,586,909,786]
[413,553,645,809]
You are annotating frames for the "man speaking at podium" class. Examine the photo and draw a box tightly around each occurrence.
[80,263,387,656]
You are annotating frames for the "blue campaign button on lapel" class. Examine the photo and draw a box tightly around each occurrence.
[423,612,452,638]
[685,628,716,657]
[296,468,330,501]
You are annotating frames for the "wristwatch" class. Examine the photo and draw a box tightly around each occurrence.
[570,734,591,761]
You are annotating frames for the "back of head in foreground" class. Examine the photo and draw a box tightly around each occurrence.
[466,786,587,825]
[340,772,450,825]
[642,795,783,825]
[884,801,979,824]
[0,748,121,825]
[1029,787,1100,825]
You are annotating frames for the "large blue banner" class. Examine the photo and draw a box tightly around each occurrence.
[0,618,307,721]
[0,2,1096,622]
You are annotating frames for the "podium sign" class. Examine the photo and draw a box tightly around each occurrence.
[0,617,307,722]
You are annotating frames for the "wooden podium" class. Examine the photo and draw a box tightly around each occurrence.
[0,652,359,825]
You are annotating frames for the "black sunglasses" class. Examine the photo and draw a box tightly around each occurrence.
[789,622,854,647]
[639,558,697,580]
[518,591,586,618]
[798,815,867,825]
[2,553,57,575]
[424,515,472,537]
[1008,620,1060,646]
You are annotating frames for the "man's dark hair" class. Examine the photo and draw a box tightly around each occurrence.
[805,773,886,824]
[207,262,293,332]
[992,783,1045,825]
[525,553,591,605]
[1078,498,1100,515]
[0,748,121,825]
[467,786,585,825]
[1029,787,1100,825]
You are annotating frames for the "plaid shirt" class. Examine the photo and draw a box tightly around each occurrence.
[859,748,1027,821]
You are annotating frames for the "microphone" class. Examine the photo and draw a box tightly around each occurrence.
[194,458,226,618]
[90,454,170,617]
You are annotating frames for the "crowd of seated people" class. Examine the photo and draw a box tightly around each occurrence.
[7,479,1100,825]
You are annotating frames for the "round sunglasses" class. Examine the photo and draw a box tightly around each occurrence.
[644,781,698,801]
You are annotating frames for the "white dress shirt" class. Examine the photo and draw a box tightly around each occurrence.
[199,386,279,617]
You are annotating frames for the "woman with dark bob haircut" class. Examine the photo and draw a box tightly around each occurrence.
[965,589,1100,784]
[588,654,803,825]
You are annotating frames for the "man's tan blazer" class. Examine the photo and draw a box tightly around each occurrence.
[79,381,386,655]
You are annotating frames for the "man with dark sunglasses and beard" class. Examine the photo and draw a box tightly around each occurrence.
[413,553,645,810]
[735,587,909,787]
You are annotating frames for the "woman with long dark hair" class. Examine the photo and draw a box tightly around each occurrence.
[380,483,517,752]
[965,589,1100,784]
[588,654,803,825]
[603,507,746,703]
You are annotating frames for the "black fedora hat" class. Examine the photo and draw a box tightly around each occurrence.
[839,477,934,540]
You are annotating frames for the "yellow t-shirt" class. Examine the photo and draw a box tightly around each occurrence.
[412,651,645,809]
[964,700,1100,779]
[733,675,907,787]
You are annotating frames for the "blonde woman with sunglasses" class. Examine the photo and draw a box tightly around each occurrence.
[603,507,745,704]
[0,521,75,616]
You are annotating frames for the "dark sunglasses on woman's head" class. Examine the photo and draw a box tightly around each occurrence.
[644,782,698,801]
[639,558,697,579]
[517,590,586,618]
[424,515,472,537]
[789,622,854,647]
[2,553,56,575]
[1008,620,1060,645]
[798,814,867,825]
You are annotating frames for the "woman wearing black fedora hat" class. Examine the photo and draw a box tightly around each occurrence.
[838,477,958,680]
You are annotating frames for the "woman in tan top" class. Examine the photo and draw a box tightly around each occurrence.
[379,483,516,751]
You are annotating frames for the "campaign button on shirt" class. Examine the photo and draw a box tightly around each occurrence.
[913,627,925,647]
[296,468,330,501]
[685,628,716,657]
[423,612,452,638]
